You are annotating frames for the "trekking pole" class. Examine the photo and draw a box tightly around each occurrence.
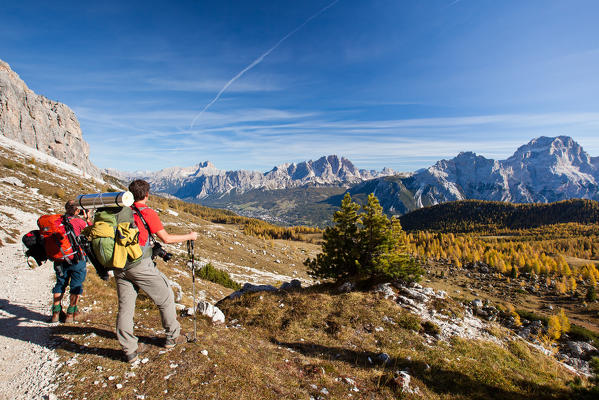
[187,240,197,342]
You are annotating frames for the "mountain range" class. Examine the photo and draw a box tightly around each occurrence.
[349,135,599,216]
[108,155,398,199]
[113,135,599,226]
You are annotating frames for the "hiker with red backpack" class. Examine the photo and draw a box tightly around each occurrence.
[43,200,92,323]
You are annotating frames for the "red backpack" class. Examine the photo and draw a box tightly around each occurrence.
[37,214,82,263]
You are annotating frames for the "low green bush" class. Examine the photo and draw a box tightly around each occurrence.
[197,263,242,290]
[421,320,441,335]
[396,312,421,331]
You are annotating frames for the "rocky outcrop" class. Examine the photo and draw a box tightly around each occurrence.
[0,59,99,177]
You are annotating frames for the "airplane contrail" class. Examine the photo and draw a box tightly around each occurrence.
[190,0,340,129]
[446,0,463,8]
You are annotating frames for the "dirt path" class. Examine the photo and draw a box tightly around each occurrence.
[0,207,59,400]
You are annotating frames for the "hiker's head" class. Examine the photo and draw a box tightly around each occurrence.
[64,200,79,216]
[129,179,150,202]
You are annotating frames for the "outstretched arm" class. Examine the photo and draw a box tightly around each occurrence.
[155,229,197,244]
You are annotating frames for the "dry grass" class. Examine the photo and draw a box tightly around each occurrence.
[51,280,590,399]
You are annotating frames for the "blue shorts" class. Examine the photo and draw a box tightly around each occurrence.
[52,258,87,295]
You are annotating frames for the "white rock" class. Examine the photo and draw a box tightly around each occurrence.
[196,301,225,324]
[0,177,25,187]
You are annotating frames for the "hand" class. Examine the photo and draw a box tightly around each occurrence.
[189,232,198,241]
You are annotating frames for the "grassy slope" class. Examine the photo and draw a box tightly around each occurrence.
[54,281,586,400]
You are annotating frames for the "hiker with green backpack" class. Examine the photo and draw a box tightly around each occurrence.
[113,179,197,362]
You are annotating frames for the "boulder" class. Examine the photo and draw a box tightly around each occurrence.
[196,301,225,324]
[280,279,302,291]
[227,283,278,300]
[337,282,355,293]
[567,341,598,360]
[394,370,412,393]
[376,353,391,364]
[399,287,430,303]
[374,283,396,300]
[0,177,25,187]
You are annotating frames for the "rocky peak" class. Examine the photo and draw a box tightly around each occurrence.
[0,59,100,177]
[508,136,592,166]
[267,155,362,182]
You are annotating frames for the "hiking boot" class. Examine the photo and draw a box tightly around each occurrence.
[50,304,62,323]
[27,256,39,269]
[65,305,80,323]
[164,334,187,349]
[125,343,148,363]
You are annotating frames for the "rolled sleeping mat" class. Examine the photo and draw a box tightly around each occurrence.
[76,191,134,210]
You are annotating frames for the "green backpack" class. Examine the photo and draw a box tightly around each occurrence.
[85,207,143,269]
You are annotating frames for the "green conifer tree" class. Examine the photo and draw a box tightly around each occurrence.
[306,193,422,283]
[305,193,361,280]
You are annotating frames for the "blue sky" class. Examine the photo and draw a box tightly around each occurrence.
[2,0,599,172]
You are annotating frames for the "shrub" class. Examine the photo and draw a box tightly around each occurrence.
[196,263,241,290]
[2,160,19,169]
[103,186,118,193]
[54,188,67,200]
[548,315,562,340]
[590,357,599,385]
[421,320,441,335]
[558,308,570,333]
[587,286,597,302]
[396,312,422,331]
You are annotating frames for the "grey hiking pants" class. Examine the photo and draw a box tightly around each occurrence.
[114,257,181,355]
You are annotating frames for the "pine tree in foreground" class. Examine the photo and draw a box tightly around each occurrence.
[305,193,422,283]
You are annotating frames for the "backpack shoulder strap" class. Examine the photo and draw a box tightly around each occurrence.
[131,205,155,246]
[61,215,84,263]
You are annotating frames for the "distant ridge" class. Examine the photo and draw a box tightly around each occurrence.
[399,198,599,232]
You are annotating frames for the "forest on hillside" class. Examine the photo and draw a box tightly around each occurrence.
[399,199,599,232]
